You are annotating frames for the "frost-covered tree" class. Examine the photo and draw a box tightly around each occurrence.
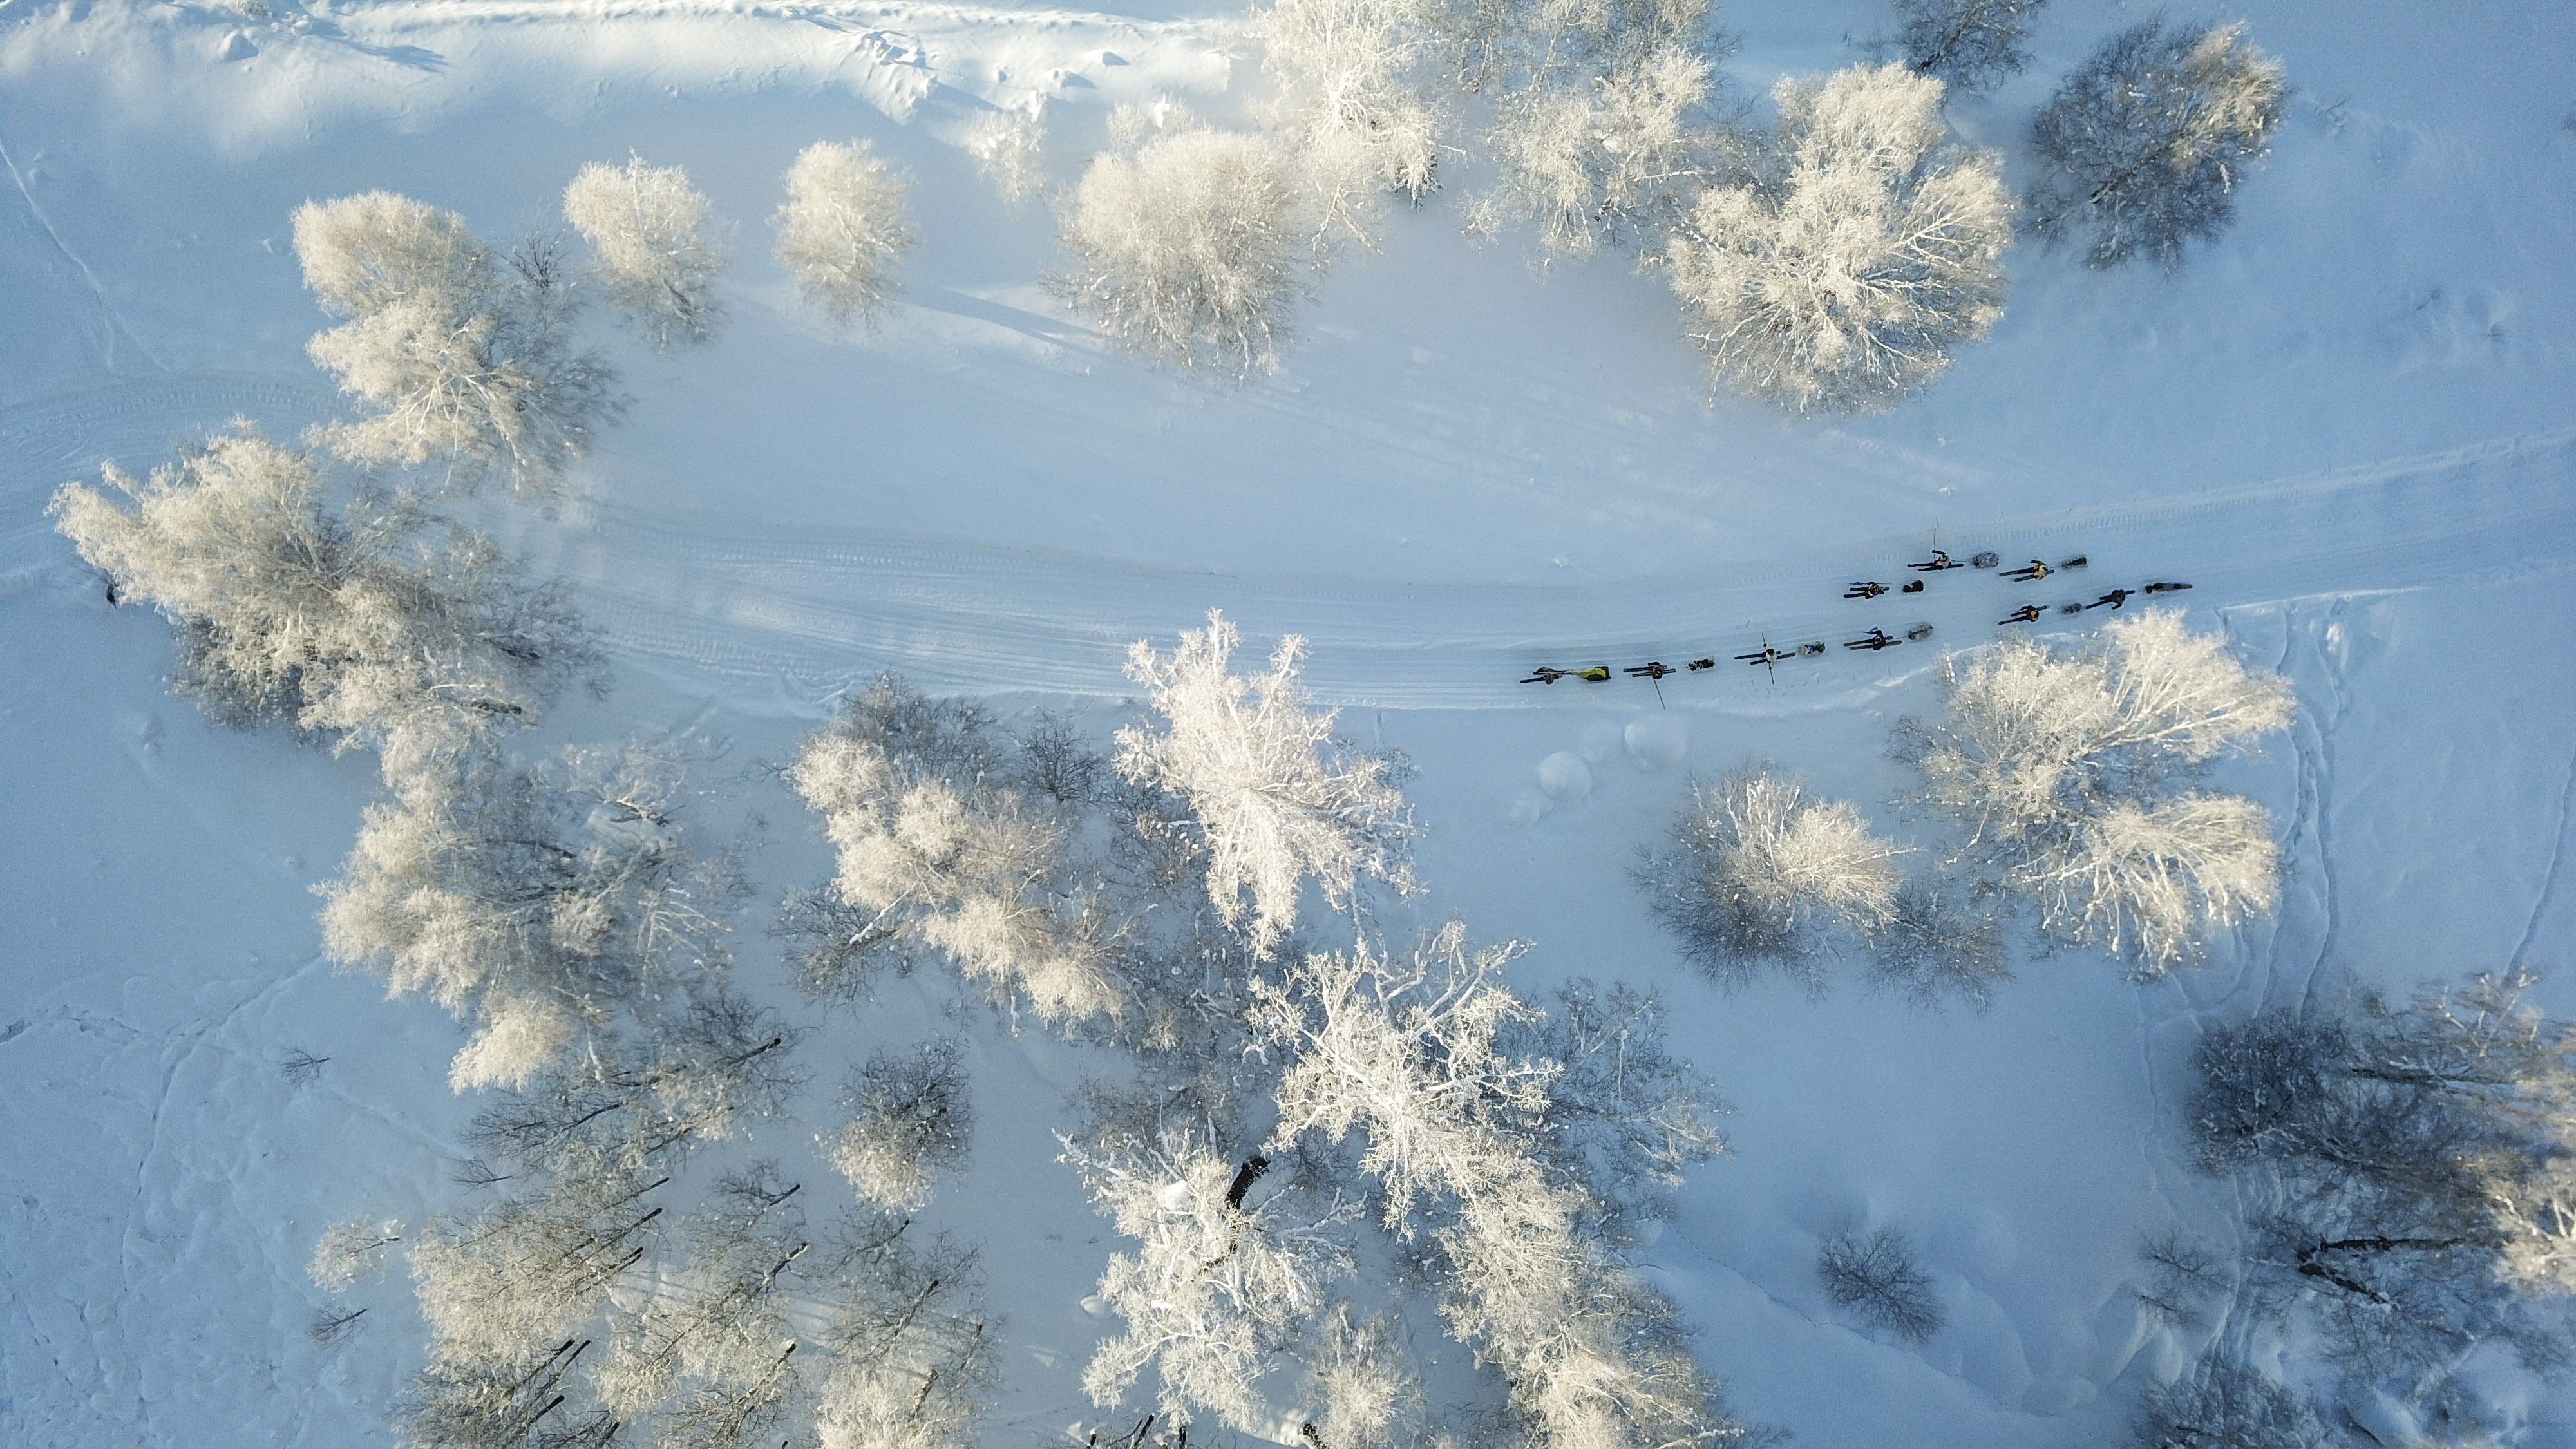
[1438,0,1730,259]
[2028,793,2277,967]
[1015,708,1110,806]
[2131,1230,2226,1330]
[772,140,917,330]
[564,155,732,348]
[2023,19,2287,269]
[788,676,1121,1023]
[1256,927,1757,1449]
[319,741,738,1090]
[419,1175,992,1449]
[1253,0,1446,254]
[462,992,802,1175]
[772,882,911,1007]
[832,1037,973,1211]
[1118,611,1417,958]
[1066,1129,1360,1435]
[1504,980,1728,1246]
[963,108,1049,205]
[596,1167,809,1423]
[1867,876,2010,1009]
[1666,63,2012,413]
[2134,1347,2325,1449]
[629,990,807,1157]
[1815,1224,1944,1341]
[310,1215,404,1289]
[1291,1304,1421,1449]
[1915,611,2293,825]
[1904,610,2291,971]
[1102,920,1274,1086]
[294,191,620,492]
[808,1209,996,1449]
[1887,0,2049,95]
[1486,39,1723,258]
[1059,910,1286,1204]
[1638,766,1904,990]
[1258,927,1558,1221]
[402,1336,618,1449]
[1253,0,1734,261]
[409,1143,668,1363]
[2188,973,2576,1387]
[50,426,591,773]
[653,1360,802,1449]
[1054,117,1306,377]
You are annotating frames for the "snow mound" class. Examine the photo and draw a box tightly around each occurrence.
[1626,714,1689,770]
[1538,750,1593,802]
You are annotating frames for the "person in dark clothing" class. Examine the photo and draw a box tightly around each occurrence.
[2087,589,2136,609]
[1998,605,2043,625]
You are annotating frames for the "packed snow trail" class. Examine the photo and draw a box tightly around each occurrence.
[514,427,2576,709]
[6,374,2574,711]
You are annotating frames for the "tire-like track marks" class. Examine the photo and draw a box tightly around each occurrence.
[0,374,341,567]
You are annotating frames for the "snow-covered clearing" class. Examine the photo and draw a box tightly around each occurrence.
[5,0,2575,1443]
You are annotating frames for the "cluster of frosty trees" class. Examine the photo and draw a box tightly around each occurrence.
[280,147,920,496]
[784,613,1760,1447]
[392,1044,995,1449]
[187,3,2287,417]
[50,425,593,775]
[68,437,1768,1448]
[1627,603,2576,1432]
[61,422,1000,1444]
[1050,3,2017,406]
[1641,609,2294,1000]
[2126,971,2576,1444]
[52,167,1005,1449]
[1039,0,2284,407]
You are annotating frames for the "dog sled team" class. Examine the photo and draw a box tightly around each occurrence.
[1522,544,2194,686]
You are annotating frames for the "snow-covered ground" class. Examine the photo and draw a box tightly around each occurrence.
[5,0,2575,1443]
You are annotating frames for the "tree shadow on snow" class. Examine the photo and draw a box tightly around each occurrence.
[906,287,1087,348]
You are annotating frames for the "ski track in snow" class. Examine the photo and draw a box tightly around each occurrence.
[2508,739,2576,974]
[9,374,2576,714]
[0,138,161,376]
